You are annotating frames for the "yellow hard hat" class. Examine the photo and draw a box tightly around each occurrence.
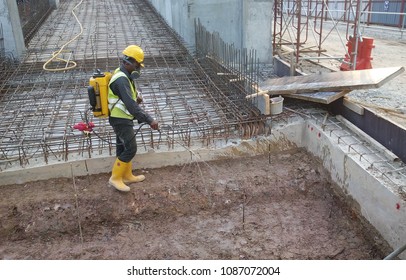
[122,45,144,67]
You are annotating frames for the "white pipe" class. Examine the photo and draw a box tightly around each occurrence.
[384,243,406,260]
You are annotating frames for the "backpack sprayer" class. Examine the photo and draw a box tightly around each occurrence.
[73,70,193,154]
[74,69,149,141]
[73,69,112,136]
[87,69,112,118]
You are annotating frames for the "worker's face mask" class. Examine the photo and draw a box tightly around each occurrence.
[123,57,142,79]
[131,69,141,80]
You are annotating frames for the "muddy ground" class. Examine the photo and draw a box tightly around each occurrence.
[0,148,392,260]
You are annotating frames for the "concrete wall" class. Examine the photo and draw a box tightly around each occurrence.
[49,0,59,9]
[0,0,25,59]
[148,0,273,63]
[302,118,406,259]
[242,0,273,63]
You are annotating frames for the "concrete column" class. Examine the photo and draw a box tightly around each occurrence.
[242,0,273,64]
[0,0,25,60]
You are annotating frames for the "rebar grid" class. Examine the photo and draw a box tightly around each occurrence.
[0,0,265,171]
[195,19,260,97]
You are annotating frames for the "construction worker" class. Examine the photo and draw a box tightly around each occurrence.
[108,45,159,192]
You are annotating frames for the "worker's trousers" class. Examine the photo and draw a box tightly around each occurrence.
[111,122,137,163]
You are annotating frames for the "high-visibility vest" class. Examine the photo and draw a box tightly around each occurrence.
[107,69,137,119]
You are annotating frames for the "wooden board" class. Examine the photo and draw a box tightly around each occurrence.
[259,67,405,94]
[246,92,270,115]
[282,90,351,104]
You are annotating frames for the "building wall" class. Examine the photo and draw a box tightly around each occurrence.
[0,0,25,60]
[149,0,273,63]
[0,0,59,60]
[243,0,273,63]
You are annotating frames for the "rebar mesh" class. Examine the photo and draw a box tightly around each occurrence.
[0,0,265,171]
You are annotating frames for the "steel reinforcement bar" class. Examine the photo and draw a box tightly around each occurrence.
[0,0,265,171]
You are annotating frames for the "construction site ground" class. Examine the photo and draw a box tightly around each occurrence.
[0,148,392,259]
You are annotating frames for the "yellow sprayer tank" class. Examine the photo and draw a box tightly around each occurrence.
[88,70,112,117]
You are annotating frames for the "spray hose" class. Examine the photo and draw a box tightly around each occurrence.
[74,108,159,146]
[74,110,200,156]
[43,0,84,71]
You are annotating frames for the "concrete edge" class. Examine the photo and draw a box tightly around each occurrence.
[303,119,406,259]
[0,121,304,186]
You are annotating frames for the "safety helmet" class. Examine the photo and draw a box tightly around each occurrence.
[122,45,144,67]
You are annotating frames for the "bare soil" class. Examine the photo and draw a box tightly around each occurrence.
[0,148,391,260]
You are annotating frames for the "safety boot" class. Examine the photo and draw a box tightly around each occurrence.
[123,161,145,184]
[109,158,130,192]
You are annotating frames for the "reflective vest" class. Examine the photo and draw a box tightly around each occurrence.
[108,69,137,119]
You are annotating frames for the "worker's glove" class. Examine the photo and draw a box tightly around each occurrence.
[150,120,159,131]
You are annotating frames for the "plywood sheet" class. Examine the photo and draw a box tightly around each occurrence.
[260,67,405,94]
[283,90,351,104]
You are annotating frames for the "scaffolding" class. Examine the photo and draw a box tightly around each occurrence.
[273,0,406,70]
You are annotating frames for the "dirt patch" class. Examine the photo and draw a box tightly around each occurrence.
[0,148,391,259]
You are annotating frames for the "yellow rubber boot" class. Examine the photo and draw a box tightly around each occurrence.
[123,161,145,184]
[109,158,130,192]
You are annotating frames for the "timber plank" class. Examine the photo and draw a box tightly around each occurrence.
[283,90,351,104]
[260,67,405,94]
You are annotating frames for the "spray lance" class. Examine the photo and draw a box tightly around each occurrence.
[71,69,111,137]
